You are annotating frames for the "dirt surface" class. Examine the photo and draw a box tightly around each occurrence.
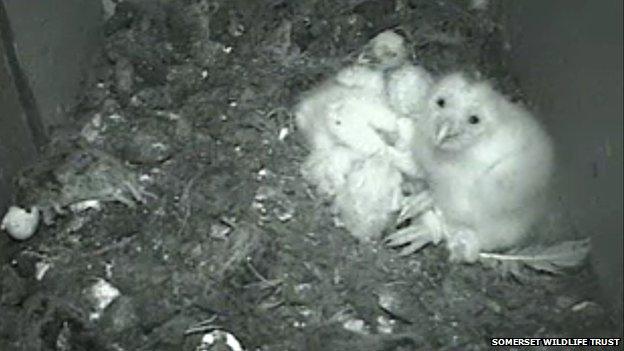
[0,1,620,350]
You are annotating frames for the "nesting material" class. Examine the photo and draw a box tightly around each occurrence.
[87,278,121,321]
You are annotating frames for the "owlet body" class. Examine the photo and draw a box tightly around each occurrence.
[388,73,555,262]
[296,31,421,240]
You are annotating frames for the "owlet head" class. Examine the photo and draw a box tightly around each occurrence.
[427,73,499,151]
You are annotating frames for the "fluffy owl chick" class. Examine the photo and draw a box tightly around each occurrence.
[297,75,419,196]
[295,30,422,240]
[333,154,404,241]
[297,72,396,153]
[301,146,359,198]
[388,73,555,262]
[385,64,434,117]
[297,29,410,155]
[358,30,408,70]
[296,80,415,239]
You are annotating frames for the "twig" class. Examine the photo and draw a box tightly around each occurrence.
[184,315,220,336]
[177,171,204,236]
[243,259,283,289]
[87,235,137,257]
[479,252,533,261]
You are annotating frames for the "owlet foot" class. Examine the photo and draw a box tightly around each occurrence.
[396,190,434,225]
[386,208,446,256]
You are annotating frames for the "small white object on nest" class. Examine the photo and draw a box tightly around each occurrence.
[87,278,121,321]
[198,330,244,351]
[1,206,40,241]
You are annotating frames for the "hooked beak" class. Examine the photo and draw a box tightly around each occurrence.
[434,120,463,148]
[357,45,401,69]
[375,127,399,147]
[357,48,377,66]
[434,120,452,145]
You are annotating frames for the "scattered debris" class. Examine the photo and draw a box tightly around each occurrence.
[209,222,232,240]
[30,149,154,224]
[471,0,489,11]
[479,238,591,276]
[101,0,117,21]
[376,315,397,334]
[278,127,290,141]
[86,278,121,321]
[69,199,103,213]
[197,330,244,351]
[34,261,52,281]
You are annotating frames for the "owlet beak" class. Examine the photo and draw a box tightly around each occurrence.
[375,127,399,147]
[434,120,463,147]
[435,121,452,145]
[357,47,377,66]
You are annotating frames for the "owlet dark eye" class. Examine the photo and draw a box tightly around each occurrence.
[436,98,445,108]
[468,115,480,124]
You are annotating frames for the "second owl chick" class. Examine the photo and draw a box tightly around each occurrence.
[296,30,422,240]
[387,73,555,262]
